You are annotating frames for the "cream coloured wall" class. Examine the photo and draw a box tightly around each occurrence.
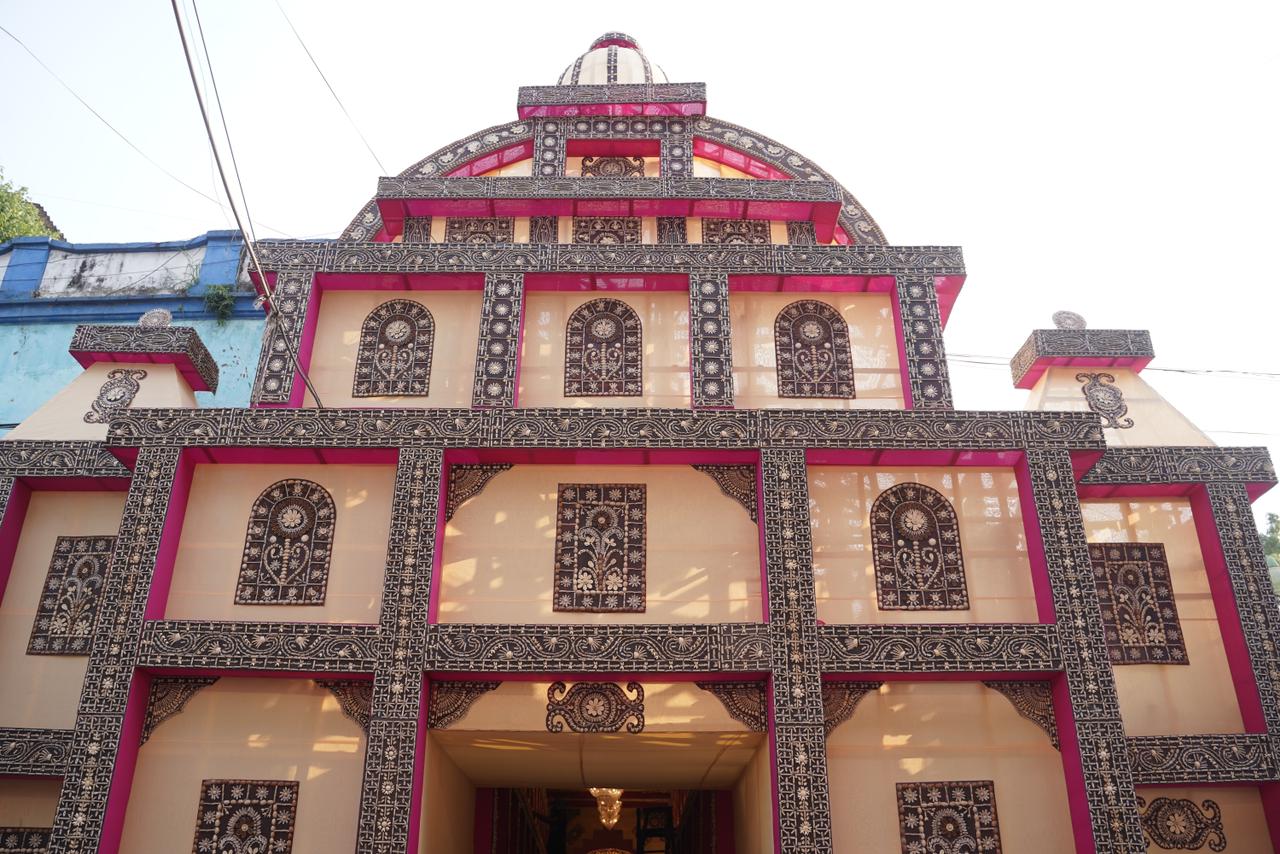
[518,292,690,408]
[731,739,776,854]
[0,491,124,728]
[419,733,475,854]
[1081,499,1244,735]
[810,467,1038,624]
[165,464,393,623]
[828,682,1073,853]
[692,157,755,179]
[455,681,747,732]
[118,678,365,854]
[732,292,904,410]
[1134,786,1271,852]
[6,361,197,441]
[0,778,60,826]
[304,290,481,408]
[439,464,762,624]
[1026,366,1212,447]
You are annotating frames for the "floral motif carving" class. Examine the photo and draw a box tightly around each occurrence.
[1089,543,1188,664]
[701,218,770,245]
[237,479,337,605]
[580,156,645,178]
[353,300,434,397]
[786,221,817,245]
[140,677,217,744]
[691,464,757,521]
[821,681,882,735]
[192,779,299,854]
[572,216,642,245]
[564,298,643,397]
[1077,372,1134,429]
[0,828,50,853]
[316,680,373,733]
[427,681,500,729]
[546,682,644,733]
[695,681,766,731]
[983,681,1058,748]
[1137,796,1226,851]
[553,483,646,613]
[774,299,855,399]
[444,217,514,243]
[27,535,115,655]
[871,483,968,610]
[83,368,146,424]
[445,464,512,520]
[896,780,1002,854]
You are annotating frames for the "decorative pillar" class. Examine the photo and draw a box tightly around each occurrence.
[1021,448,1146,853]
[50,446,184,853]
[661,134,692,177]
[689,273,734,408]
[760,449,830,852]
[356,449,443,854]
[471,273,525,407]
[250,269,316,405]
[893,274,953,409]
[533,119,566,178]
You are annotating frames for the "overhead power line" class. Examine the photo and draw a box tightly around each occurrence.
[272,0,389,174]
[949,353,1280,381]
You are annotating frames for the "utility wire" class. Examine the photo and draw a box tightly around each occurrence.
[272,0,389,174]
[949,353,1280,381]
[169,0,324,407]
[0,22,291,238]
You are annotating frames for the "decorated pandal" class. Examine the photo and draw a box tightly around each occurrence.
[0,29,1276,854]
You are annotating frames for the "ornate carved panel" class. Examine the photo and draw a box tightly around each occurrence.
[896,275,953,409]
[0,728,73,776]
[140,677,217,744]
[871,483,968,610]
[821,681,881,735]
[535,119,566,177]
[701,218,770,245]
[1089,543,1188,665]
[553,483,646,613]
[695,681,766,731]
[70,324,219,393]
[1137,796,1226,851]
[689,272,734,408]
[1128,734,1276,784]
[581,156,645,178]
[137,620,379,672]
[656,216,687,243]
[774,299,855,399]
[528,216,558,243]
[472,273,525,407]
[27,535,115,655]
[819,624,1062,673]
[353,299,434,397]
[83,369,146,424]
[426,681,500,729]
[250,269,313,404]
[0,829,51,853]
[1077,372,1134,429]
[402,216,431,243]
[546,682,644,733]
[571,216,642,244]
[895,780,1002,854]
[1010,328,1154,387]
[444,217,515,243]
[786,221,817,245]
[316,680,373,734]
[1083,446,1275,486]
[192,779,299,854]
[691,464,757,521]
[983,681,1058,748]
[564,298,643,397]
[236,479,337,605]
[445,464,512,520]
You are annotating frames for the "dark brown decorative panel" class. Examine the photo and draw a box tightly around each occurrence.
[580,155,645,178]
[1137,796,1226,851]
[786,220,817,245]
[426,680,500,729]
[656,216,687,243]
[0,829,50,853]
[983,680,1058,748]
[896,780,1002,854]
[821,681,882,735]
[871,483,968,610]
[1089,543,1188,664]
[571,216,642,245]
[191,780,299,854]
[689,273,734,408]
[443,217,514,243]
[472,273,525,407]
[695,681,766,731]
[83,368,146,424]
[553,483,646,613]
[236,479,336,605]
[691,464,757,521]
[701,218,770,245]
[352,299,434,397]
[1077,372,1134,429]
[27,535,115,655]
[402,216,431,243]
[546,681,644,733]
[774,300,855,399]
[528,216,558,244]
[564,298,643,397]
[445,464,512,520]
[140,677,217,743]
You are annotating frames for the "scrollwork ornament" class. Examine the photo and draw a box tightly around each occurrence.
[1137,796,1226,851]
[1077,372,1135,429]
[546,681,644,733]
[83,368,146,424]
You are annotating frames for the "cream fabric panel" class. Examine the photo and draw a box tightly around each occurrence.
[118,678,365,854]
[419,734,475,854]
[691,157,755,179]
[828,682,1073,853]
[517,292,690,409]
[1082,499,1244,735]
[0,778,61,825]
[455,681,747,732]
[1026,367,1212,447]
[306,290,481,408]
[165,463,393,624]
[0,491,124,728]
[731,292,903,410]
[810,467,1038,624]
[6,362,196,441]
[1134,786,1271,851]
[732,740,777,854]
[440,464,761,624]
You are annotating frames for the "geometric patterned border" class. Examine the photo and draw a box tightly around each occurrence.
[689,273,733,408]
[895,275,953,409]
[0,727,74,776]
[471,274,525,407]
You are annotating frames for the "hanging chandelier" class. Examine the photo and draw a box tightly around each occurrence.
[587,787,624,829]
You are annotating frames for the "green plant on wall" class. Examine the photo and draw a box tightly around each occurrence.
[203,284,236,324]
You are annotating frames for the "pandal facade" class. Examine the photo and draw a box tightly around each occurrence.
[0,31,1276,854]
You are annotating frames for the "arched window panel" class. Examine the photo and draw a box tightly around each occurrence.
[565,298,643,397]
[352,300,434,397]
[774,300,856,399]
[871,483,969,610]
[236,479,337,605]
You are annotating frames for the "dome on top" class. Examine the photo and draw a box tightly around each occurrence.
[558,33,668,85]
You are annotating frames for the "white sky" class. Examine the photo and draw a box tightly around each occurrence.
[3,1,1278,523]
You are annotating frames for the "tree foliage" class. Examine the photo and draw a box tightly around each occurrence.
[0,169,63,243]
[1262,512,1280,560]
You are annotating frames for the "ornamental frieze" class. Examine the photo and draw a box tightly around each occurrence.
[818,624,1062,673]
[137,620,379,672]
[1127,734,1276,785]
